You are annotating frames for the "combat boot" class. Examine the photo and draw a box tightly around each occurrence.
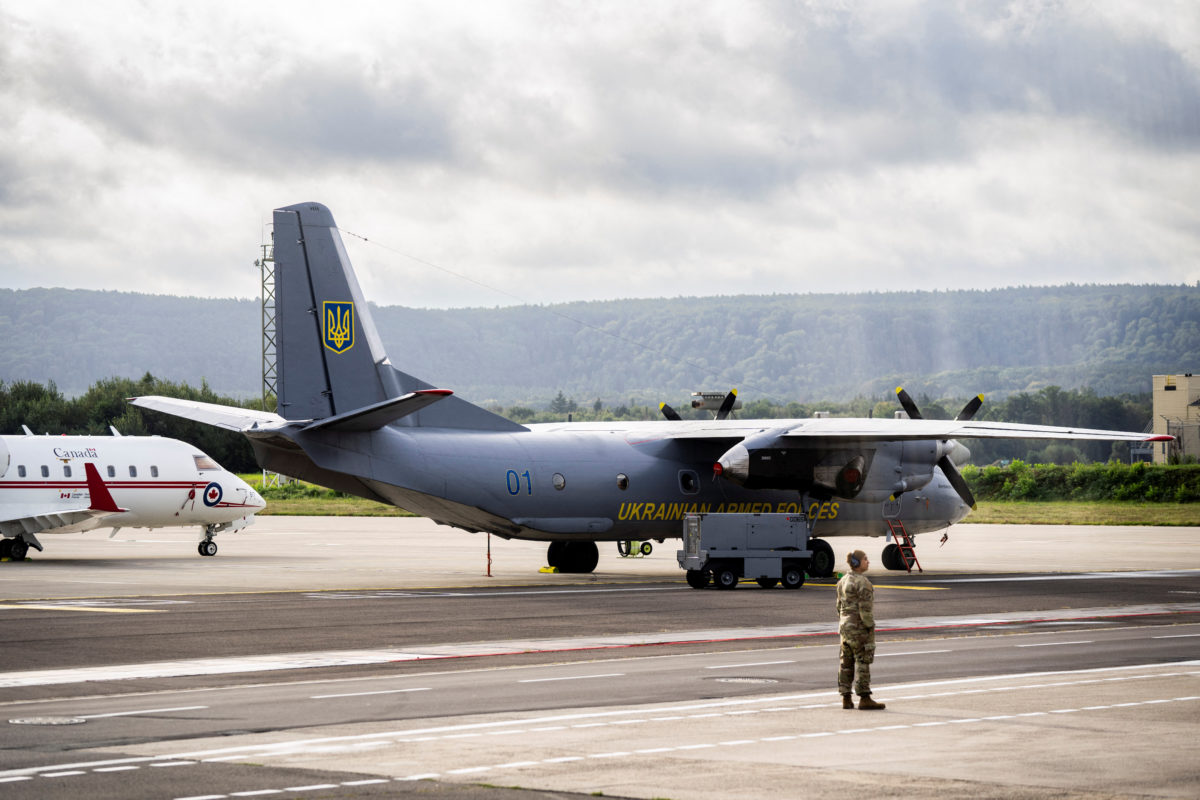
[842,693,854,709]
[858,694,886,710]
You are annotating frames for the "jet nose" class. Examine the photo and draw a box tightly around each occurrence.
[233,475,266,511]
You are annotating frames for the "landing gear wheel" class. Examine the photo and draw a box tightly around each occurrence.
[686,569,710,589]
[713,563,739,590]
[548,541,599,573]
[9,538,28,561]
[755,577,779,589]
[198,540,218,557]
[0,539,12,560]
[882,542,905,571]
[781,562,806,590]
[639,541,653,556]
[807,538,834,578]
[547,540,566,568]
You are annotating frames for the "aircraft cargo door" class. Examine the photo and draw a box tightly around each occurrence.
[0,438,8,478]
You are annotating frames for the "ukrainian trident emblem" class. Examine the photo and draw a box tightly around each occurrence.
[323,301,355,353]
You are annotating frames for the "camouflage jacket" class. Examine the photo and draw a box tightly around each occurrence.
[836,570,875,629]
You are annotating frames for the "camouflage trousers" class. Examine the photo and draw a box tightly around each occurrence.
[838,624,876,696]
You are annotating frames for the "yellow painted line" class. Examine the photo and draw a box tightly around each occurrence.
[0,604,163,614]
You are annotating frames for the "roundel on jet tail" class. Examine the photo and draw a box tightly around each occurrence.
[202,482,223,507]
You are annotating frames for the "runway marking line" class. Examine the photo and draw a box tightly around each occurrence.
[0,604,162,614]
[8,664,1199,785]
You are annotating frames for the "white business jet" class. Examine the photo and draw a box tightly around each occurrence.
[0,427,265,561]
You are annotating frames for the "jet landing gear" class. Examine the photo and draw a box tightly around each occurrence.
[546,540,599,574]
[882,543,905,570]
[0,535,39,562]
[197,524,220,557]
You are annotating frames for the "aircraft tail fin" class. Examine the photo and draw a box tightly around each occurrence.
[273,203,523,431]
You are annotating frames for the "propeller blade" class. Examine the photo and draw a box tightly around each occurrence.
[659,402,682,421]
[895,386,923,420]
[938,454,977,510]
[955,394,984,421]
[715,389,738,420]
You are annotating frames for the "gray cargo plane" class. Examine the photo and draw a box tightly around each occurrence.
[131,202,1169,576]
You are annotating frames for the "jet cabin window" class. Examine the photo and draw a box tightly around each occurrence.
[107,465,115,478]
[41,465,49,478]
[151,466,159,478]
[63,465,72,478]
[194,455,219,471]
[129,466,137,478]
[17,465,26,478]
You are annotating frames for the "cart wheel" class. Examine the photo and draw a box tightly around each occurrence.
[713,564,739,590]
[781,563,806,589]
[639,541,653,556]
[755,577,779,589]
[686,569,710,589]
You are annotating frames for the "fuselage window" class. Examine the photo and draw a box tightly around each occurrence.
[63,465,72,478]
[17,465,26,478]
[151,465,159,478]
[616,473,629,490]
[193,454,219,471]
[129,466,137,478]
[41,465,49,478]
[107,465,116,478]
[679,470,699,494]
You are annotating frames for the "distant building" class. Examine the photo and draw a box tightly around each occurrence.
[1152,374,1200,464]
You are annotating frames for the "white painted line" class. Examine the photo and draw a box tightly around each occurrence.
[341,780,389,786]
[281,785,338,792]
[231,791,282,797]
[0,776,32,783]
[310,688,430,699]
[80,705,207,719]
[151,761,195,768]
[94,765,140,772]
[518,672,624,683]
[705,660,794,669]
[1016,640,1094,648]
[43,771,87,777]
[1152,633,1200,639]
[175,795,226,800]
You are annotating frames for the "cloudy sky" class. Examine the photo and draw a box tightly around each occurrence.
[2,1,1198,308]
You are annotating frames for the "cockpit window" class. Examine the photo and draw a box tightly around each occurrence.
[193,454,220,471]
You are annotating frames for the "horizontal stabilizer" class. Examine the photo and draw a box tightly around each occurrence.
[302,389,454,433]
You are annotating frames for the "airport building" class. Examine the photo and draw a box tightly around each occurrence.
[1152,373,1200,464]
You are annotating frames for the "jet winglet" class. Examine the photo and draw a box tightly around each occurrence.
[302,389,454,433]
[84,462,126,514]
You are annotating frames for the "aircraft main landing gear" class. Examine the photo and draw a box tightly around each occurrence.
[546,540,599,573]
[1,536,33,562]
[807,538,834,578]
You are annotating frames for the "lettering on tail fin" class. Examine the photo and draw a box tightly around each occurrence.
[323,301,355,354]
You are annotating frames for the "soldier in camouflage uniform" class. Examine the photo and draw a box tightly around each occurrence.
[836,549,885,710]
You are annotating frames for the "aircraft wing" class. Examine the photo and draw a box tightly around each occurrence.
[129,396,288,432]
[770,417,1170,443]
[656,417,1168,443]
[0,463,128,539]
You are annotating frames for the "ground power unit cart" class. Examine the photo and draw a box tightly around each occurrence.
[677,512,813,590]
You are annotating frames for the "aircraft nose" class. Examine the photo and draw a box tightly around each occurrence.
[234,476,267,511]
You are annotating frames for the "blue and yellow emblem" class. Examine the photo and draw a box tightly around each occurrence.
[322,301,355,354]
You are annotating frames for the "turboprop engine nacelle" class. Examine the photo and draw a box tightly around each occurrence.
[886,439,961,498]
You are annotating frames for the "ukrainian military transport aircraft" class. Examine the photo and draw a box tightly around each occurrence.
[0,429,265,561]
[131,202,1169,576]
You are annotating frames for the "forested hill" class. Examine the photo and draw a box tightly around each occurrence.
[1,284,1196,406]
